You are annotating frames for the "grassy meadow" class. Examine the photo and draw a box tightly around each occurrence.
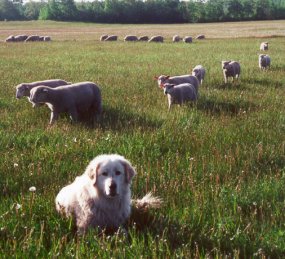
[0,21,285,257]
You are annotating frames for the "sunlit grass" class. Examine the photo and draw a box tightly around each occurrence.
[0,22,284,257]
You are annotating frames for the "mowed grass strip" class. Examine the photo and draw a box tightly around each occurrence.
[0,23,285,257]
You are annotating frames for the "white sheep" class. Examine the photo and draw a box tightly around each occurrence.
[260,42,268,51]
[5,35,15,42]
[183,36,192,43]
[100,35,108,41]
[29,82,102,125]
[163,83,198,110]
[16,79,70,107]
[259,54,271,70]
[196,34,205,40]
[192,65,206,85]
[124,35,138,42]
[222,61,241,83]
[44,36,51,42]
[148,36,164,43]
[154,74,199,92]
[25,35,40,42]
[172,35,181,42]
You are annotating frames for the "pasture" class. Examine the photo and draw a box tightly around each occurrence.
[0,20,285,257]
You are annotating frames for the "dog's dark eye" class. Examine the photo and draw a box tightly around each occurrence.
[102,172,108,176]
[115,171,121,176]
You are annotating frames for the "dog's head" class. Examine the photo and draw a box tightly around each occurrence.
[85,154,136,198]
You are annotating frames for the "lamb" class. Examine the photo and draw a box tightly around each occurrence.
[124,35,138,42]
[172,35,181,42]
[148,36,164,43]
[138,36,149,41]
[16,79,70,107]
[104,35,118,41]
[163,83,198,110]
[154,74,199,91]
[29,82,102,125]
[100,35,108,41]
[260,42,268,51]
[183,36,192,43]
[259,54,271,70]
[192,65,206,85]
[196,34,205,40]
[221,61,241,83]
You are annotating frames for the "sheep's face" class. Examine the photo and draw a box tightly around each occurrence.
[163,83,175,95]
[30,86,50,103]
[16,84,30,98]
[192,69,199,77]
[222,61,231,70]
[155,75,170,88]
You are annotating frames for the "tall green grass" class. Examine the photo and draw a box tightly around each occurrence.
[0,24,284,257]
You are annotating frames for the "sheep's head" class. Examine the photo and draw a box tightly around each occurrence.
[30,86,50,103]
[154,75,170,88]
[222,61,231,70]
[163,83,175,95]
[16,84,30,99]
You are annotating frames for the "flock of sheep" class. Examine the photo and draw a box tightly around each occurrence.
[5,34,51,42]
[15,40,270,124]
[101,34,205,43]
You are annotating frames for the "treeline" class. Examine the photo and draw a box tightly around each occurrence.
[1,0,285,23]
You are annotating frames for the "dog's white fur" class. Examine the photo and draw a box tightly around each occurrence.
[55,154,136,233]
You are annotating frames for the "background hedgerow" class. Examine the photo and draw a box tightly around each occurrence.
[0,21,284,257]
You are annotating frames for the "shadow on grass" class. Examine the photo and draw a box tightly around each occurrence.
[211,82,248,91]
[247,77,284,88]
[197,96,256,116]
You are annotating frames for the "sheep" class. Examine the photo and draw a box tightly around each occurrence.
[104,35,118,41]
[25,35,40,42]
[148,36,164,43]
[44,36,51,42]
[39,36,45,41]
[172,35,181,42]
[29,82,102,125]
[138,36,149,41]
[259,54,271,70]
[154,74,199,92]
[5,35,15,42]
[260,42,268,51]
[183,36,192,43]
[196,34,205,40]
[124,35,138,42]
[192,65,206,85]
[16,79,70,107]
[100,35,108,41]
[14,35,29,42]
[163,83,198,110]
[221,61,241,83]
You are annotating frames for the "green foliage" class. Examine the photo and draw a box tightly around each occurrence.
[0,22,285,257]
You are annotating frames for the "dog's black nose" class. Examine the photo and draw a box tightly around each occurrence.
[110,182,117,191]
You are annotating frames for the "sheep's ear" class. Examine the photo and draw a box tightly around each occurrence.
[87,163,101,184]
[122,161,136,184]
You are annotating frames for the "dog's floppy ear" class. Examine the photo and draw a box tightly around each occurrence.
[122,160,136,183]
[87,162,101,184]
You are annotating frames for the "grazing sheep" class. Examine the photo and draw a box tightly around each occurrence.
[172,35,181,42]
[154,74,199,92]
[104,35,118,41]
[100,35,108,41]
[44,36,51,42]
[192,65,206,85]
[16,79,71,107]
[148,36,164,43]
[222,61,241,83]
[259,54,271,70]
[25,35,40,42]
[124,35,138,42]
[196,34,205,40]
[14,35,29,42]
[163,83,198,110]
[183,36,192,43]
[39,36,45,41]
[29,82,102,125]
[138,36,149,41]
[260,42,268,51]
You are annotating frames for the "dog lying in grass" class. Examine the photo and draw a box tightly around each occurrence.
[56,154,161,234]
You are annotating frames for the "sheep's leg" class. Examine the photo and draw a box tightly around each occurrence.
[69,108,78,123]
[50,111,59,124]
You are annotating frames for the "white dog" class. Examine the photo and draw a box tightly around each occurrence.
[56,154,162,234]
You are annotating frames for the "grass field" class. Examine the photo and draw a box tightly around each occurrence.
[0,20,285,257]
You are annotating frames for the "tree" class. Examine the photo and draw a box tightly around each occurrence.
[0,0,22,20]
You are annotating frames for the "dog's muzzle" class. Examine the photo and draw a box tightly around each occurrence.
[108,182,117,197]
